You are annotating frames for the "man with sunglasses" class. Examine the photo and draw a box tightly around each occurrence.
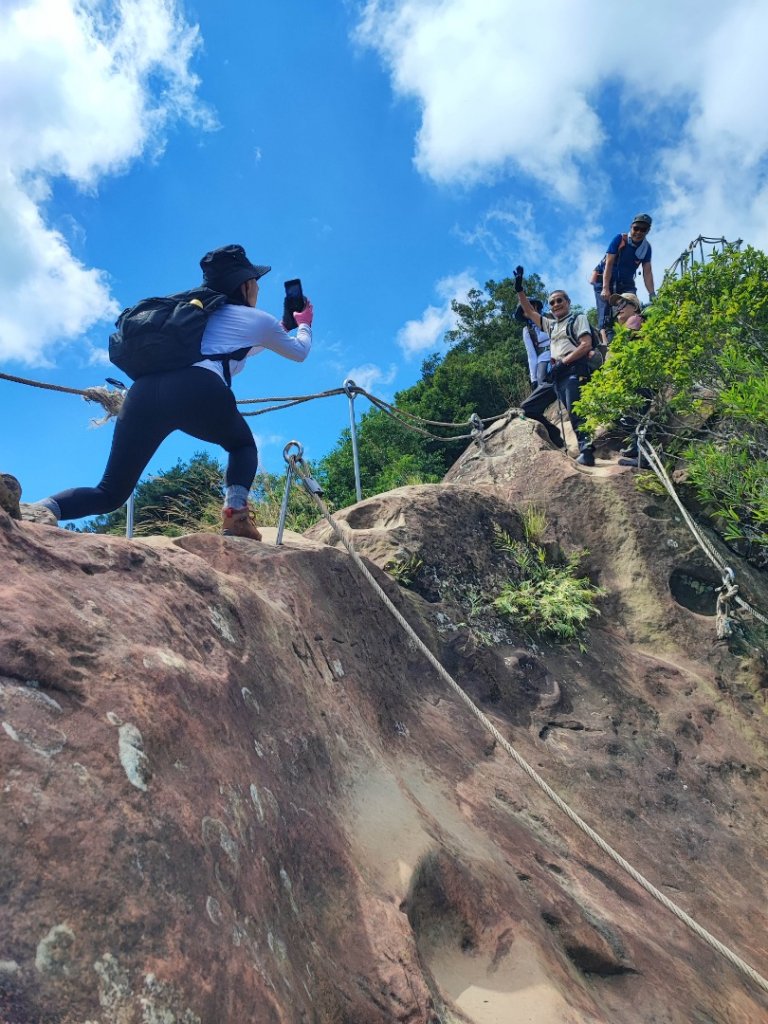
[514,266,596,466]
[599,213,656,309]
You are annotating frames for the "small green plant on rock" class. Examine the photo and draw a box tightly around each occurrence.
[521,503,548,545]
[385,553,424,587]
[492,527,604,642]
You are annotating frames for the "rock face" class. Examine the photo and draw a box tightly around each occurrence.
[1,416,767,1024]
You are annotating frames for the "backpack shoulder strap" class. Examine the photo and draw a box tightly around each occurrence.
[527,322,546,353]
[565,313,577,346]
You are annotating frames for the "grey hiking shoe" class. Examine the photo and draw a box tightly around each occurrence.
[222,506,262,541]
[21,504,58,526]
[576,447,595,467]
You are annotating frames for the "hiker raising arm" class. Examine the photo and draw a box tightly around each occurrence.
[513,265,544,328]
[516,267,597,467]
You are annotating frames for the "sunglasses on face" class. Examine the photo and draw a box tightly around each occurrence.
[550,297,567,306]
[631,224,649,233]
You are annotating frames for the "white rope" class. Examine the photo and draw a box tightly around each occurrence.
[637,435,768,627]
[291,458,768,995]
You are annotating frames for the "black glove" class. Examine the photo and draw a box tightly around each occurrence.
[514,265,525,292]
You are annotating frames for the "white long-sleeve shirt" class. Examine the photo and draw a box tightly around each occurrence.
[197,305,311,382]
[522,322,550,382]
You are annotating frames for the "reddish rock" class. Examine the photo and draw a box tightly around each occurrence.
[1,417,767,1023]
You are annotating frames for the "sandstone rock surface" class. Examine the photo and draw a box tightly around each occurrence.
[1,416,767,1024]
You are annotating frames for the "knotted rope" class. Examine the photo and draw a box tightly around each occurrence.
[0,371,124,424]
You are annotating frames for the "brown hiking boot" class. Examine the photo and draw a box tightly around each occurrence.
[222,506,262,541]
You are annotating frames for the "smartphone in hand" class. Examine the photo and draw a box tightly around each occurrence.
[283,278,305,329]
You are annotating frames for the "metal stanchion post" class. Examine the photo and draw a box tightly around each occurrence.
[126,492,135,539]
[343,378,363,503]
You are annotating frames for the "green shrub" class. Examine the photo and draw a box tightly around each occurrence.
[492,528,604,642]
[577,245,768,556]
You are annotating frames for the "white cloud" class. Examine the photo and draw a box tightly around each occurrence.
[0,0,214,364]
[396,271,480,358]
[343,362,398,394]
[454,201,554,266]
[356,0,603,199]
[356,0,768,258]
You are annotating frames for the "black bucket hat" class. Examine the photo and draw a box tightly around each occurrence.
[200,244,271,294]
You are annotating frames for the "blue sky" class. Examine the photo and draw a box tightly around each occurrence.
[1,0,765,513]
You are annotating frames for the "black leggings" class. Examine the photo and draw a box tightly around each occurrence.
[51,367,258,520]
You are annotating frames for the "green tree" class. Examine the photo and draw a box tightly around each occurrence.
[81,451,226,536]
[80,452,322,537]
[320,273,548,508]
[318,408,445,511]
[577,245,768,556]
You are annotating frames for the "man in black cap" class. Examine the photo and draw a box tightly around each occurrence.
[35,244,313,541]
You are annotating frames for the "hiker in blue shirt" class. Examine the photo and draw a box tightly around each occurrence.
[599,213,656,308]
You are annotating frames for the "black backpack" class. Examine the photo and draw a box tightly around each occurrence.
[108,287,251,386]
[564,314,606,372]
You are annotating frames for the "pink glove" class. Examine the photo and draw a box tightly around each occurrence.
[293,299,313,327]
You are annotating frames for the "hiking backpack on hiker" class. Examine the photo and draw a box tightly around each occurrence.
[108,287,251,386]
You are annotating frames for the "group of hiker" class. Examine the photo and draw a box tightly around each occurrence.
[516,212,655,467]
[27,216,653,535]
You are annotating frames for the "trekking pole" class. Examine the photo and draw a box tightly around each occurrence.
[106,377,135,538]
[343,378,363,503]
[556,395,568,453]
[276,441,302,546]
